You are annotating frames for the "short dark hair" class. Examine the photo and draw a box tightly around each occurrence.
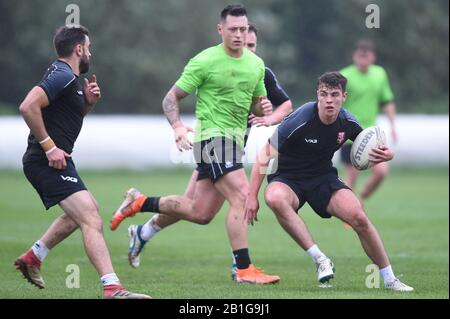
[220,4,247,21]
[317,72,347,92]
[53,26,89,58]
[248,22,258,36]
[355,39,375,53]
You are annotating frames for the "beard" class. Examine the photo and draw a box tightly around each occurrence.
[79,55,90,74]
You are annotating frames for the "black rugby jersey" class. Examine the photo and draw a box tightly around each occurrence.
[244,67,290,146]
[23,60,86,162]
[269,102,363,178]
[264,67,290,107]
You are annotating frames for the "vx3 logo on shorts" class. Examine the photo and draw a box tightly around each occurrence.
[61,175,78,183]
[225,161,234,169]
[304,138,318,144]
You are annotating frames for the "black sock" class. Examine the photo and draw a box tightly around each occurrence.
[233,248,251,269]
[141,197,160,213]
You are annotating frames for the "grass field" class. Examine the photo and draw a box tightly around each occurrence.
[0,167,448,299]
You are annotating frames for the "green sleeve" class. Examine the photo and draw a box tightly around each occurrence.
[339,66,351,78]
[253,62,267,97]
[175,55,206,94]
[379,68,395,104]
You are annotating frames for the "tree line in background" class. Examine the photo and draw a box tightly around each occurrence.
[0,0,448,114]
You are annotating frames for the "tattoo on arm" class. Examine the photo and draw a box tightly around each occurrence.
[162,85,188,126]
[163,91,179,126]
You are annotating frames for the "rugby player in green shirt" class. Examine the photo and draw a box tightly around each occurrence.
[340,39,398,203]
[111,4,280,284]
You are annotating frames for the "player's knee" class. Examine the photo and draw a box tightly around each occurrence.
[194,215,214,225]
[265,189,285,211]
[191,204,217,225]
[190,207,214,225]
[81,210,103,232]
[90,214,104,232]
[350,213,370,232]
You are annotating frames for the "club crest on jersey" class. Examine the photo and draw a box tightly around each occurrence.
[337,132,345,144]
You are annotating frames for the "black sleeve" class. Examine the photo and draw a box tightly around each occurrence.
[39,64,76,102]
[348,122,363,141]
[264,67,290,108]
[342,109,363,141]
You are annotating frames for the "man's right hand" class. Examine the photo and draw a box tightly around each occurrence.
[244,195,260,226]
[47,147,71,170]
[173,123,194,151]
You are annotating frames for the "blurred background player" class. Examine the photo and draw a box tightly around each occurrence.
[110,5,280,284]
[15,26,151,299]
[112,21,293,276]
[244,72,413,291]
[340,39,397,203]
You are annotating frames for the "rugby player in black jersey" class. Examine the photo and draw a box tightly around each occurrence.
[244,71,413,291]
[15,25,151,299]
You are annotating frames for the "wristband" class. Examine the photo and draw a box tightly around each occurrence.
[39,136,51,144]
[39,136,56,153]
[45,146,57,155]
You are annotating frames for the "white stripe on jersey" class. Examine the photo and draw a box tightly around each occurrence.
[63,76,76,88]
[287,122,307,139]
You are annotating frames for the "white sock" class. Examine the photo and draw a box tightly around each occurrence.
[306,244,326,262]
[380,265,396,284]
[31,240,49,262]
[140,215,162,241]
[100,273,121,286]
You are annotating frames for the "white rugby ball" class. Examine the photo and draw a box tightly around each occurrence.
[350,126,386,170]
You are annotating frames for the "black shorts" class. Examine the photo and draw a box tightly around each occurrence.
[194,137,244,183]
[267,171,350,219]
[340,143,352,165]
[23,158,87,210]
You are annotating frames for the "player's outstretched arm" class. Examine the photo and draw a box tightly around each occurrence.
[245,142,279,225]
[162,85,193,151]
[267,99,292,124]
[249,99,293,127]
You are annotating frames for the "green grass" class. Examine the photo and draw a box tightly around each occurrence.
[0,167,448,299]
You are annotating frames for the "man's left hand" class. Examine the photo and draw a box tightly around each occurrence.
[369,145,394,164]
[83,74,101,106]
